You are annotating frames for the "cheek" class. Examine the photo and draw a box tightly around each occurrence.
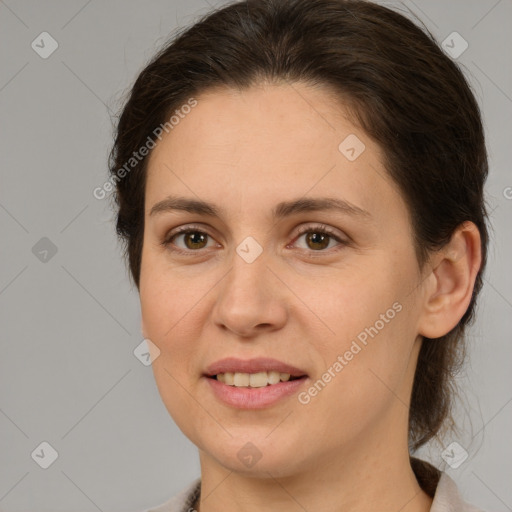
[300,266,415,410]
[139,253,215,380]
[296,263,401,347]
[140,285,195,363]
[139,249,194,341]
[140,268,203,429]
[296,314,413,448]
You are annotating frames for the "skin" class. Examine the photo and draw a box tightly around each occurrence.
[139,81,482,512]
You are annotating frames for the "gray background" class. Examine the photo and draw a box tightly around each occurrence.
[1,0,511,511]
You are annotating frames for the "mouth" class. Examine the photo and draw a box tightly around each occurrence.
[203,360,309,409]
[204,357,308,389]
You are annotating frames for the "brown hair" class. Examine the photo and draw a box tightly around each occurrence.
[108,0,489,492]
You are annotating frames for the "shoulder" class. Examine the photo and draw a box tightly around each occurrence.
[431,472,486,512]
[142,478,201,512]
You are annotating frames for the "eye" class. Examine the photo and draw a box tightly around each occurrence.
[162,226,218,254]
[290,224,347,253]
[162,223,348,256]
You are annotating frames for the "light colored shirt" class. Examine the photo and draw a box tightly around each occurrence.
[143,471,484,512]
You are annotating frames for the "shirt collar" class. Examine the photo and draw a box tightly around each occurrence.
[430,472,482,511]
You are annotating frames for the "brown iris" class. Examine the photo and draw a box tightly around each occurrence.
[305,232,330,250]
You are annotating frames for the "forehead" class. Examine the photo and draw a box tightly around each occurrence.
[144,82,408,230]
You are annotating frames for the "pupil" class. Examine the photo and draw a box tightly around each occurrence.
[308,232,328,250]
[187,232,206,249]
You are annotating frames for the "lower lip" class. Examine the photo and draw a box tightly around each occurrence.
[204,376,308,409]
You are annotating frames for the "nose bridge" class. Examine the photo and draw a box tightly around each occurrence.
[212,236,287,336]
[227,219,270,287]
[224,239,271,305]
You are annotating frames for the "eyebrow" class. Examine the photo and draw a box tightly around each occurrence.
[149,195,372,222]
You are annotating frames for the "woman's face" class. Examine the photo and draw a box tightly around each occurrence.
[140,82,429,477]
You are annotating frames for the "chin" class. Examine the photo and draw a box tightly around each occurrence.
[198,432,309,477]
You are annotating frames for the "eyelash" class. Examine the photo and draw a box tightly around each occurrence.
[161,224,348,257]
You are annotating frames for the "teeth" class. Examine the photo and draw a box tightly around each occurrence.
[234,372,250,387]
[249,372,268,388]
[268,371,281,385]
[215,371,295,387]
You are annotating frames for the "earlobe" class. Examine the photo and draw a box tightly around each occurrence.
[417,222,482,339]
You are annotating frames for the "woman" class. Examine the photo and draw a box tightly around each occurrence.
[108,1,489,510]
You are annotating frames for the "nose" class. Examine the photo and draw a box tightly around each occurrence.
[211,247,288,338]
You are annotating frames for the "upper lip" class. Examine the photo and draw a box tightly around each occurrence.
[205,357,308,377]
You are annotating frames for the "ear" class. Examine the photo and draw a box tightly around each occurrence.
[417,221,482,339]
